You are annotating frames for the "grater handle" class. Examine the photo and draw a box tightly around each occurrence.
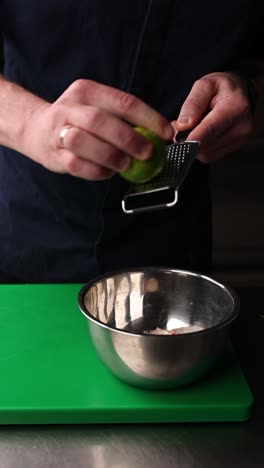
[122,187,178,214]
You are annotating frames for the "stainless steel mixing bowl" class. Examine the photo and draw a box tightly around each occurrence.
[78,268,239,389]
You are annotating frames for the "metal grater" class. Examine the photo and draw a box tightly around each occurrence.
[122,140,200,214]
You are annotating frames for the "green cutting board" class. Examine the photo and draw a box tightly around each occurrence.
[0,284,253,424]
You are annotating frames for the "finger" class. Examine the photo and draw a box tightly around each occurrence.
[174,77,217,130]
[198,141,243,163]
[196,118,252,163]
[58,125,131,172]
[59,149,116,180]
[187,99,252,144]
[62,105,156,161]
[63,80,174,141]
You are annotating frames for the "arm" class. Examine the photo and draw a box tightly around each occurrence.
[0,75,173,179]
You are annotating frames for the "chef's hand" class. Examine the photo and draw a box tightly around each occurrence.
[26,79,173,180]
[171,72,254,162]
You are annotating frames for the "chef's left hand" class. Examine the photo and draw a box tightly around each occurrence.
[171,72,255,162]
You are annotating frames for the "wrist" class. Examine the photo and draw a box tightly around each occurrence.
[0,76,49,154]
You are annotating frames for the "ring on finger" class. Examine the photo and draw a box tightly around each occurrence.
[59,125,73,148]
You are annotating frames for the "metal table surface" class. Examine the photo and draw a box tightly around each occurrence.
[0,287,263,468]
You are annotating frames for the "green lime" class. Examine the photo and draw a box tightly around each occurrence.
[120,127,166,183]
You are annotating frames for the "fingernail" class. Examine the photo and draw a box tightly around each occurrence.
[179,116,190,124]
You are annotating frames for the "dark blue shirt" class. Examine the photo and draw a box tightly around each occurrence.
[0,0,262,282]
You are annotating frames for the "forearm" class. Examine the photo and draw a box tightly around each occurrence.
[0,75,48,154]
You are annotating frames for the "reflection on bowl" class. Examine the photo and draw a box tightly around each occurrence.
[78,268,239,389]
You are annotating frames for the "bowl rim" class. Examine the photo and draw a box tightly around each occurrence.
[77,267,240,338]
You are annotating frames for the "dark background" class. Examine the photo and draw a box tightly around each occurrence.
[211,137,264,288]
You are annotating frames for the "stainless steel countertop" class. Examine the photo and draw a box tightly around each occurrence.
[0,287,263,468]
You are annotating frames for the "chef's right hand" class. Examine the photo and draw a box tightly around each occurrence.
[26,80,173,180]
